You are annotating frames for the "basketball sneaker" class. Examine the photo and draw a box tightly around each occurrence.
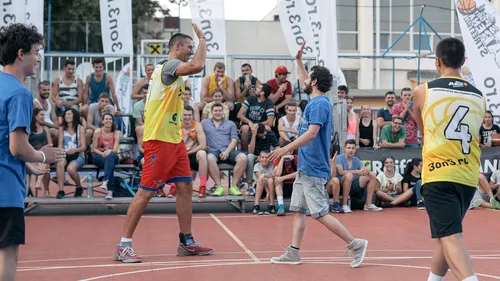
[270,246,301,265]
[346,238,368,268]
[113,242,142,263]
[177,242,214,256]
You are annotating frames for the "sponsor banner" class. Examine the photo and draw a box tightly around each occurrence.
[455,0,500,123]
[115,63,132,114]
[0,0,25,26]
[356,147,500,176]
[277,0,316,58]
[190,0,227,57]
[99,0,133,56]
[25,0,43,32]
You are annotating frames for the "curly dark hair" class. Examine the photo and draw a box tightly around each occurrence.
[310,66,333,93]
[0,23,44,66]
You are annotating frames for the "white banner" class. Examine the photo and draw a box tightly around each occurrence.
[277,0,316,58]
[0,0,26,26]
[25,0,43,32]
[190,0,227,57]
[99,0,133,56]
[455,0,500,123]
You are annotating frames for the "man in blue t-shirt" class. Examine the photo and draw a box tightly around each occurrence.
[268,42,368,269]
[0,23,65,280]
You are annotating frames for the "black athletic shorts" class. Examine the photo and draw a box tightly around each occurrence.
[422,182,476,239]
[0,207,25,248]
[188,153,199,171]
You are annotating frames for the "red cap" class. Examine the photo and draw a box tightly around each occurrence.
[275,66,290,74]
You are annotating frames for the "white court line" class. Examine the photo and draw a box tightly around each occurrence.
[122,215,268,219]
[17,255,500,271]
[19,249,500,264]
[75,260,500,281]
[210,214,260,262]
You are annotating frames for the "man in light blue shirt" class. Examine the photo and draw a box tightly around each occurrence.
[268,42,368,268]
[0,23,65,280]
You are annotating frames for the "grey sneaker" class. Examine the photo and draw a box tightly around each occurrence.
[490,197,500,210]
[346,238,368,268]
[270,246,301,265]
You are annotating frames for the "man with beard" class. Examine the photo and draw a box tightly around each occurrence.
[113,25,213,263]
[268,42,368,268]
[377,91,396,129]
[391,88,419,147]
[0,23,66,281]
[33,81,58,141]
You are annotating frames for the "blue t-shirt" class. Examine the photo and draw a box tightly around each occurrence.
[335,154,363,179]
[0,73,33,208]
[297,95,332,179]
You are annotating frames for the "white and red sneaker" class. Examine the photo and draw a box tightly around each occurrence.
[113,242,142,263]
[177,242,213,256]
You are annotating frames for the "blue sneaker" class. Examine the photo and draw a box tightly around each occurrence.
[331,202,344,213]
[277,204,286,216]
[247,187,255,196]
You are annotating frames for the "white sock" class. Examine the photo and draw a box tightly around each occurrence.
[277,196,284,205]
[427,272,444,281]
[462,276,479,281]
[120,237,132,245]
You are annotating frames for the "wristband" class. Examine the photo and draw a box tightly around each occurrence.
[39,150,46,163]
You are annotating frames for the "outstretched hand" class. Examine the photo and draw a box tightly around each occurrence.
[296,41,306,60]
[192,23,205,39]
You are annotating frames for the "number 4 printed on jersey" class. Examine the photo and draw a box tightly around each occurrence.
[444,106,472,154]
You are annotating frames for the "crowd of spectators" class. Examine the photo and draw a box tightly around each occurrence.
[27,58,500,214]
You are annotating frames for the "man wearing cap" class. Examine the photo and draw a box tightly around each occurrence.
[266,66,293,117]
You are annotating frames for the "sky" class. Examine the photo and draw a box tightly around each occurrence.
[159,0,278,21]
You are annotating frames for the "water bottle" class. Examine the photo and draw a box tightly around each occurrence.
[86,173,93,198]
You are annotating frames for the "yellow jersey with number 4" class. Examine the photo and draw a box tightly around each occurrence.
[421,76,486,187]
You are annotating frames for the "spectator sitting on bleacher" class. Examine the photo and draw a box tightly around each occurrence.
[382,158,423,208]
[327,151,343,213]
[200,62,234,111]
[91,113,120,199]
[335,139,382,212]
[132,84,148,126]
[56,108,87,199]
[86,93,115,142]
[278,102,301,147]
[337,85,348,99]
[33,81,58,142]
[237,83,275,151]
[380,116,406,149]
[346,96,357,140]
[28,108,53,197]
[377,91,396,130]
[391,88,419,148]
[201,88,230,120]
[252,150,276,215]
[473,173,500,209]
[183,86,193,106]
[176,105,209,198]
[488,168,500,209]
[130,63,154,101]
[201,103,246,196]
[374,156,416,207]
[266,66,293,117]
[272,145,298,216]
[247,123,280,189]
[356,104,379,149]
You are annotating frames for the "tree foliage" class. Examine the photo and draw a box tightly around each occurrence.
[44,0,171,52]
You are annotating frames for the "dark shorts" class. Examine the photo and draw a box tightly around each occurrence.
[339,175,366,199]
[0,208,25,248]
[207,150,244,165]
[422,182,476,239]
[188,153,199,171]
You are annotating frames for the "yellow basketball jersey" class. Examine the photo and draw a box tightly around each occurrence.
[143,61,184,144]
[207,74,228,98]
[421,76,486,187]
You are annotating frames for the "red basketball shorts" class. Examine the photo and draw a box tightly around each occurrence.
[140,140,192,191]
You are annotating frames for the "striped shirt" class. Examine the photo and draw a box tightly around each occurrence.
[242,96,275,123]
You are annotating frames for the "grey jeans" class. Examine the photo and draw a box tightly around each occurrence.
[0,245,19,281]
[289,171,329,219]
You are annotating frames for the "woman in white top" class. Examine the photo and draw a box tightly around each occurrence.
[278,102,301,146]
[376,157,403,200]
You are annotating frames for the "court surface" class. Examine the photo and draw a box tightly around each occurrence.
[18,207,500,281]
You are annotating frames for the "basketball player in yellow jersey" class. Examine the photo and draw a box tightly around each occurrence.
[113,24,214,263]
[413,37,485,281]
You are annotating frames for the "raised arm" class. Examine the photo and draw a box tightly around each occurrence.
[174,24,206,77]
[295,42,308,89]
